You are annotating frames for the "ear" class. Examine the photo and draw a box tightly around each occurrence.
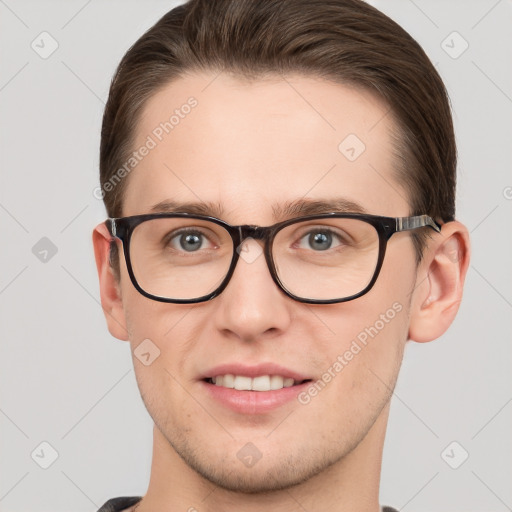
[92,222,129,341]
[408,221,470,343]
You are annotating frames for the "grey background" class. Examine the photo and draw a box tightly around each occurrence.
[0,1,511,510]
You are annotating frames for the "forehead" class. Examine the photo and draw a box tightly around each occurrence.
[124,71,409,221]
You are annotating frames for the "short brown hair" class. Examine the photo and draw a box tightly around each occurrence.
[100,0,456,265]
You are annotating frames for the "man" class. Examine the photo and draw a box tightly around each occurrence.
[92,0,470,510]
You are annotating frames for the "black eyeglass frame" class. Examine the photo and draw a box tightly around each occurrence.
[106,213,441,305]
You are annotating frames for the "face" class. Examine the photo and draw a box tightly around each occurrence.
[110,72,419,492]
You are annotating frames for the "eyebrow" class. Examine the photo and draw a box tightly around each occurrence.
[149,197,368,221]
[272,198,368,218]
[150,200,225,217]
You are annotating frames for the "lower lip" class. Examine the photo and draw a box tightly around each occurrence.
[201,380,311,414]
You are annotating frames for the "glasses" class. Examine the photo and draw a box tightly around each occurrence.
[106,213,441,304]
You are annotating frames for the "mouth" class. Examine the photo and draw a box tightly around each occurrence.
[204,374,312,391]
[200,364,313,414]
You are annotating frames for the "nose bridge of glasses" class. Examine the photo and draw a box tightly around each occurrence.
[237,225,269,243]
[233,225,271,264]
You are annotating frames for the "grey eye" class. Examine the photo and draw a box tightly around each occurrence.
[298,230,342,251]
[169,231,208,252]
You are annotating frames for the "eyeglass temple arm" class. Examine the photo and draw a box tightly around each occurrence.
[396,215,442,233]
[105,218,116,237]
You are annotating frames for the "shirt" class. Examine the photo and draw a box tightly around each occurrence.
[96,496,399,511]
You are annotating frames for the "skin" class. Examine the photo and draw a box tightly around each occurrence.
[93,72,470,511]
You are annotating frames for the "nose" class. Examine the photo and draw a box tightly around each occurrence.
[212,237,293,342]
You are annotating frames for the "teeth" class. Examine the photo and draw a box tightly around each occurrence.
[252,375,270,391]
[222,374,234,387]
[210,374,300,391]
[283,377,294,388]
[270,375,284,390]
[234,376,252,390]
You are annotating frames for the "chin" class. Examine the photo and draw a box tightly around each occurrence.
[188,456,328,494]
[167,431,353,494]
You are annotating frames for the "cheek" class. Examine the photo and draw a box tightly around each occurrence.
[307,250,413,405]
[120,288,188,404]
[298,302,408,439]
[119,265,190,343]
[119,280,204,398]
[324,297,408,379]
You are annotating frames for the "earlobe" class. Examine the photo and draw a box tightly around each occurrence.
[92,223,129,341]
[408,221,470,343]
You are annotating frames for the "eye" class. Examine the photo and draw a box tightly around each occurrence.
[296,229,344,251]
[167,229,213,252]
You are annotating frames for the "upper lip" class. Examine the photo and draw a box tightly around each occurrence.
[200,363,312,382]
